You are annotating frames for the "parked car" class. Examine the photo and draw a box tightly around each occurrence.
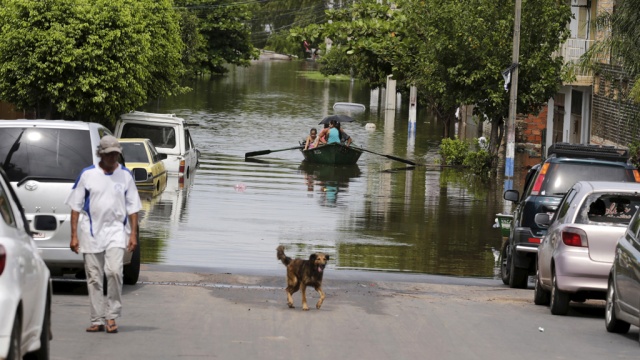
[0,120,140,285]
[115,111,200,179]
[0,167,52,359]
[604,205,640,336]
[502,143,639,288]
[533,181,640,315]
[119,138,168,196]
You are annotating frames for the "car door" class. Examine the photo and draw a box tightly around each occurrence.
[0,174,39,333]
[184,128,197,174]
[619,212,640,316]
[538,187,578,285]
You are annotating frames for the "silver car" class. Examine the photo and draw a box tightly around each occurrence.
[604,207,640,337]
[533,181,640,315]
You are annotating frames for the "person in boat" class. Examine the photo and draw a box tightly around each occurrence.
[304,128,318,150]
[334,122,352,147]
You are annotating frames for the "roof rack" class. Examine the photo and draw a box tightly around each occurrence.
[547,142,629,162]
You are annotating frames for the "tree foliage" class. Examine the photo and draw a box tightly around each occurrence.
[0,0,186,124]
[176,0,260,75]
[291,0,571,153]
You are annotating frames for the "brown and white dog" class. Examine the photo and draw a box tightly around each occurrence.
[276,245,329,310]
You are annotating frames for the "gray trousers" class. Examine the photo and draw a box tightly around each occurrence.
[83,247,124,325]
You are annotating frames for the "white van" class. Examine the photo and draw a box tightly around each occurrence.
[115,111,199,179]
[0,120,140,284]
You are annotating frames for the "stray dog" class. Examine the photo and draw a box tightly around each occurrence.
[276,245,329,310]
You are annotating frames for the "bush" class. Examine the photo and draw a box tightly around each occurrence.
[439,137,494,176]
[629,140,640,168]
[439,137,469,166]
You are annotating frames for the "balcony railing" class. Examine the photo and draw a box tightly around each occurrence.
[555,38,594,85]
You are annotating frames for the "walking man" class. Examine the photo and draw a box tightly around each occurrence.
[66,135,141,333]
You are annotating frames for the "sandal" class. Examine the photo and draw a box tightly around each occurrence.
[86,324,105,332]
[106,321,118,334]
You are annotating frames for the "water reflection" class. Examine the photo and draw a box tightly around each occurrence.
[135,60,514,278]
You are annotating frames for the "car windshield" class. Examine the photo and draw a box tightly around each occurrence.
[540,163,632,195]
[120,123,176,149]
[121,142,150,163]
[0,128,93,182]
[576,193,640,226]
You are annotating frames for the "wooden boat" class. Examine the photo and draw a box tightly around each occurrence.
[300,143,363,165]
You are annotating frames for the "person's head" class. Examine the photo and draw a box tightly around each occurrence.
[96,135,122,164]
[310,128,317,137]
[335,122,341,130]
[329,119,337,128]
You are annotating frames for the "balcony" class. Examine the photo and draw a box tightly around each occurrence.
[557,38,594,86]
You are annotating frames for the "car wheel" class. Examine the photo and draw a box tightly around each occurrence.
[24,288,51,360]
[533,270,550,306]
[123,236,140,285]
[605,279,630,334]
[509,248,528,289]
[500,241,510,285]
[7,313,21,360]
[550,270,570,315]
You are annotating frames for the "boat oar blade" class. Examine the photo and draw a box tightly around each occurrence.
[355,146,416,166]
[244,146,302,159]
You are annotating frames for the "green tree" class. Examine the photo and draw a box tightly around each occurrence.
[176,0,260,75]
[0,0,186,125]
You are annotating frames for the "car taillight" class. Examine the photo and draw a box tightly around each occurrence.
[179,159,185,175]
[528,237,542,244]
[562,229,588,247]
[0,245,6,275]
[531,163,550,195]
[633,169,640,182]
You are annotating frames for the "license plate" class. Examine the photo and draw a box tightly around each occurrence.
[32,232,45,239]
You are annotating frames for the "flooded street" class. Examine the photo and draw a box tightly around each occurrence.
[137,60,516,278]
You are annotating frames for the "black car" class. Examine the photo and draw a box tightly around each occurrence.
[501,143,639,288]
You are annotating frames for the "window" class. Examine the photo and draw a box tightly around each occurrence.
[577,193,640,226]
[121,142,150,163]
[541,163,631,196]
[121,124,177,149]
[0,184,16,227]
[0,128,93,182]
[555,188,577,222]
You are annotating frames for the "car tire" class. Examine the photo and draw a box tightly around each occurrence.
[550,270,570,315]
[533,270,550,306]
[605,279,630,334]
[24,288,51,360]
[8,312,21,360]
[509,248,528,289]
[123,237,140,285]
[500,241,510,285]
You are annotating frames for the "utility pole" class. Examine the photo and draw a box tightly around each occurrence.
[505,0,522,189]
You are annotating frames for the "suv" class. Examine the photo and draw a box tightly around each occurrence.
[0,120,141,284]
[501,143,639,288]
[115,111,199,179]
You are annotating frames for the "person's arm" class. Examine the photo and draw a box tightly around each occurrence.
[304,136,311,150]
[127,212,138,252]
[70,210,80,254]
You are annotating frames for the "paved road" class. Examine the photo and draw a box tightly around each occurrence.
[50,265,639,360]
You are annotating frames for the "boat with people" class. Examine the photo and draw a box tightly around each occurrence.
[300,143,363,165]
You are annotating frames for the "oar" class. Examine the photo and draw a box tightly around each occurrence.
[353,146,416,166]
[245,146,302,158]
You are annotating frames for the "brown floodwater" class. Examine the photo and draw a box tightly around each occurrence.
[136,60,524,278]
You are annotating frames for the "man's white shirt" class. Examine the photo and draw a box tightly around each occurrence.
[66,164,142,253]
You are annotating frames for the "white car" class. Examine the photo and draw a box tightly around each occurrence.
[0,167,52,359]
[115,111,200,179]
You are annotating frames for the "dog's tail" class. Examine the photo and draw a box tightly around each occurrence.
[276,245,291,266]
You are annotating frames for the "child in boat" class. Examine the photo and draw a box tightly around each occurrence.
[304,128,318,150]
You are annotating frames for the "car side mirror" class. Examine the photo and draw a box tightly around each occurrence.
[157,153,168,160]
[132,168,149,182]
[504,189,520,203]
[534,213,551,227]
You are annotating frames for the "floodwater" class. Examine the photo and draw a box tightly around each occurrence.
[137,60,520,278]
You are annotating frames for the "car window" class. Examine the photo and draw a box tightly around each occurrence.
[121,142,150,163]
[540,163,631,196]
[630,212,640,239]
[98,127,113,138]
[121,124,177,149]
[576,193,640,226]
[554,188,577,222]
[185,129,192,151]
[521,165,539,198]
[147,141,161,163]
[0,182,16,227]
[0,128,93,182]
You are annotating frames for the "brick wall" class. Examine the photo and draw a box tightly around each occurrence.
[591,64,640,146]
[514,108,546,155]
